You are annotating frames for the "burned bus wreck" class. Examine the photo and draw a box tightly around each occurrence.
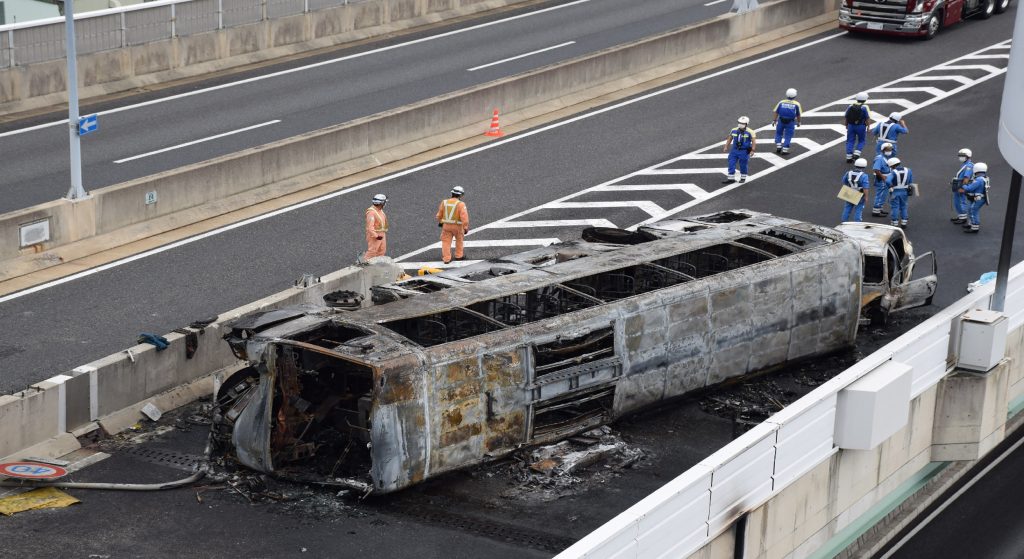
[216,211,863,494]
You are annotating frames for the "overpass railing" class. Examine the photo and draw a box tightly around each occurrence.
[557,261,1024,558]
[0,0,372,69]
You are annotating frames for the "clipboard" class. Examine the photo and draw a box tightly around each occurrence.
[837,185,863,204]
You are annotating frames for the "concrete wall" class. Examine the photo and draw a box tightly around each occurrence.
[556,262,1024,559]
[0,259,402,462]
[0,0,531,114]
[0,0,840,282]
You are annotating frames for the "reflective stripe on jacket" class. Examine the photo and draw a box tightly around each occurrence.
[366,206,388,234]
[437,198,468,226]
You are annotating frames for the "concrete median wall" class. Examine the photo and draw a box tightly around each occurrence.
[0,259,402,462]
[0,0,531,115]
[0,0,840,282]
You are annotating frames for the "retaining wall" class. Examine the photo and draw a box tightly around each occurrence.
[556,264,1024,559]
[0,259,402,462]
[0,0,840,282]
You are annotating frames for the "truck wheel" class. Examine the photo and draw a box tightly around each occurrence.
[922,10,941,39]
[979,0,994,19]
[995,0,1010,13]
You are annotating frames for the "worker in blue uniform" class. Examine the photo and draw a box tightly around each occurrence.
[844,92,872,162]
[950,148,974,225]
[722,116,756,184]
[959,162,990,234]
[773,88,802,155]
[841,158,870,222]
[886,157,913,229]
[871,112,909,155]
[870,143,894,217]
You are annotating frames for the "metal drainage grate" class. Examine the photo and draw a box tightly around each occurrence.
[121,447,202,472]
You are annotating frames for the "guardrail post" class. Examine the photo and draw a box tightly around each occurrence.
[260,0,267,21]
[217,0,224,29]
[170,3,176,37]
[120,11,127,48]
[7,29,13,67]
[303,0,309,14]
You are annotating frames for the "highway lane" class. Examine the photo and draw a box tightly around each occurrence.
[0,0,731,214]
[0,11,1017,395]
[883,432,1024,559]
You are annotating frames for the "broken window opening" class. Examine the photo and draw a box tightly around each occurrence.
[732,236,795,257]
[692,211,751,224]
[652,243,774,279]
[759,228,828,248]
[291,322,372,350]
[864,256,885,284]
[534,328,615,378]
[270,345,374,479]
[532,386,616,440]
[466,285,602,327]
[563,263,690,302]
[380,308,505,347]
[370,280,450,305]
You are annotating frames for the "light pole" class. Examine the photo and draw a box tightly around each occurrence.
[64,0,86,201]
[993,5,1023,312]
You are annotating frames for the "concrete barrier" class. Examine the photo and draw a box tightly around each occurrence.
[0,0,533,115]
[0,0,840,282]
[556,262,1024,559]
[0,259,402,462]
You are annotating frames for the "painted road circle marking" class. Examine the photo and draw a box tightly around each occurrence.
[0,462,68,479]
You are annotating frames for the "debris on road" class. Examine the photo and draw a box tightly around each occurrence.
[0,487,79,516]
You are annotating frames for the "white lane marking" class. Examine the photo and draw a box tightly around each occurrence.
[640,168,729,175]
[901,75,973,85]
[592,184,710,199]
[963,54,1010,60]
[467,41,576,72]
[934,64,1002,73]
[0,0,594,140]
[879,434,1024,559]
[397,38,1012,262]
[0,32,851,305]
[704,0,728,5]
[872,86,947,97]
[544,201,666,216]
[490,219,617,228]
[113,120,281,164]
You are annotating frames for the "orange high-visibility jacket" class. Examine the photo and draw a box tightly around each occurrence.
[366,206,388,237]
[436,198,469,228]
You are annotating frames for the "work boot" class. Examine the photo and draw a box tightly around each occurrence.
[872,209,888,217]
[722,177,736,184]
[454,256,465,261]
[951,216,966,224]
[899,222,908,230]
[964,227,980,234]
[776,145,782,154]
[846,155,854,163]
[739,177,747,183]
[781,148,790,155]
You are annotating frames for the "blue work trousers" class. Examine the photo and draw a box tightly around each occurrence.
[842,197,865,222]
[890,189,909,224]
[846,124,866,156]
[775,121,796,149]
[873,180,889,211]
[953,191,968,218]
[875,140,898,156]
[728,150,750,177]
[968,197,985,226]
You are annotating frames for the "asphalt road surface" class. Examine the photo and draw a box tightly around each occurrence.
[1,9,1019,395]
[0,0,731,214]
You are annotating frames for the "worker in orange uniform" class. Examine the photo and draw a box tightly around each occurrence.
[363,193,388,261]
[436,186,469,264]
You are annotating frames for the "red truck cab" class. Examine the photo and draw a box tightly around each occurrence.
[839,0,1011,38]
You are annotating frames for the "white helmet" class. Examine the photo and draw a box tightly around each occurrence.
[889,111,902,121]
[451,185,465,197]
[855,92,869,102]
[854,158,868,169]
[737,116,750,125]
[881,142,894,153]
[887,157,901,167]
[958,148,973,158]
[372,193,387,205]
[974,162,988,173]
[786,88,797,99]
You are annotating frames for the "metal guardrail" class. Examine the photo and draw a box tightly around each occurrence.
[0,0,373,69]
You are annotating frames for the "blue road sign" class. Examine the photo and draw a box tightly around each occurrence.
[78,114,98,136]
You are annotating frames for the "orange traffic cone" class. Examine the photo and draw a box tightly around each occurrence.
[484,108,504,137]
